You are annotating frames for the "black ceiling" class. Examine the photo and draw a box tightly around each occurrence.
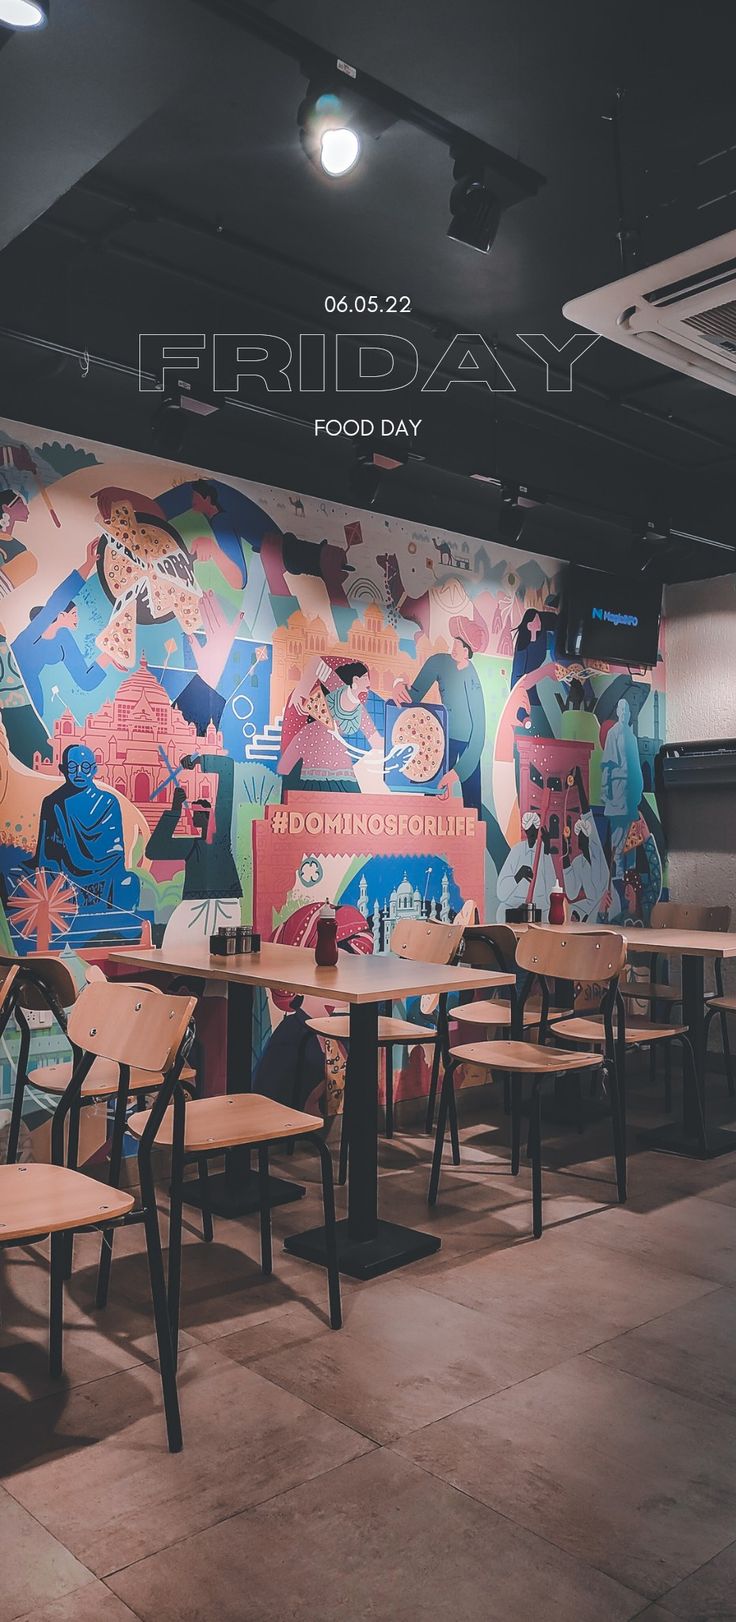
[1,0,735,580]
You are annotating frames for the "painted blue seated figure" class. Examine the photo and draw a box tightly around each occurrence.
[34,744,141,943]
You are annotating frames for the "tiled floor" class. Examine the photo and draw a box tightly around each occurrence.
[4,1065,736,1621]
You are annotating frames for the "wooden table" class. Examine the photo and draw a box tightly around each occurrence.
[499,923,736,1158]
[116,942,513,1278]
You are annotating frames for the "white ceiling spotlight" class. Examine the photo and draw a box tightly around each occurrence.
[320,126,361,178]
[0,0,49,27]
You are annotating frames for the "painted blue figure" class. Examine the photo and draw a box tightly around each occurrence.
[35,744,140,927]
[601,698,645,887]
[12,539,109,720]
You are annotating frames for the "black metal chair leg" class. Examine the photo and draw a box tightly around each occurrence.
[49,1229,65,1378]
[385,1044,394,1139]
[166,1088,186,1372]
[197,1156,214,1241]
[139,1146,183,1453]
[447,1059,461,1165]
[721,1011,735,1098]
[96,1068,131,1310]
[425,1032,443,1134]
[605,1060,627,1204]
[314,1134,342,1329]
[338,1050,352,1187]
[511,1076,522,1175]
[258,1143,272,1275]
[287,1030,310,1156]
[664,1037,672,1114]
[428,1060,456,1206]
[63,1095,82,1280]
[6,1018,30,1165]
[530,1080,543,1239]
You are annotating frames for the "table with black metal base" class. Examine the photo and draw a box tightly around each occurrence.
[178,979,306,1218]
[638,954,736,1160]
[284,1001,440,1280]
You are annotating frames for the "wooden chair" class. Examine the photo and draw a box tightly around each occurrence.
[429,927,628,1238]
[620,903,731,1105]
[1,980,196,1452]
[305,918,466,1185]
[126,1087,342,1368]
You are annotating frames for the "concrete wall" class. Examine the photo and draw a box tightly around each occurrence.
[664,575,736,996]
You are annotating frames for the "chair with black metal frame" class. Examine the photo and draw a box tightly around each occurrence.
[4,956,205,1298]
[303,918,467,1187]
[620,903,731,1107]
[126,1082,343,1370]
[703,972,736,1096]
[0,979,197,1453]
[429,927,628,1239]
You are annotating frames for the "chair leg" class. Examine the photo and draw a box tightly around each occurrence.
[96,1073,131,1310]
[530,1081,543,1239]
[447,1060,461,1166]
[6,1020,29,1165]
[197,1156,214,1242]
[314,1134,342,1330]
[664,1039,672,1113]
[139,1151,183,1453]
[511,1076,522,1175]
[425,1033,443,1134]
[428,1060,457,1207]
[49,1229,65,1379]
[384,1044,394,1139]
[339,1050,352,1187]
[605,1060,627,1204]
[287,1030,310,1157]
[720,1012,735,1098]
[166,1088,186,1373]
[63,1097,82,1280]
[258,1143,272,1276]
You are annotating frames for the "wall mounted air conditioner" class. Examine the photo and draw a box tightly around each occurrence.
[563,229,736,395]
[657,740,736,791]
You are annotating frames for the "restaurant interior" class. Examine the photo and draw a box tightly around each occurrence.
[1,2,736,1619]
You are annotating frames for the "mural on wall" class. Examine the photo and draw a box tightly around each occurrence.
[0,417,667,1137]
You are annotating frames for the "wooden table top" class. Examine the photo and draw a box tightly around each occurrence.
[497,922,736,959]
[115,942,516,1005]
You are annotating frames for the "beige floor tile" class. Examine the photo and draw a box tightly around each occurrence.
[0,1487,93,1622]
[15,1581,142,1622]
[590,1286,736,1415]
[410,1219,717,1357]
[396,1355,736,1598]
[655,1537,736,1617]
[249,1274,559,1444]
[107,1448,644,1622]
[1,1343,372,1576]
[561,1193,736,1286]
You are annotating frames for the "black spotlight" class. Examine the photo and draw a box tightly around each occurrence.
[298,82,363,178]
[448,155,502,253]
[152,395,187,460]
[0,0,48,25]
[497,483,525,543]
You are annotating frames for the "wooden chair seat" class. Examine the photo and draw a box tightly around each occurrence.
[552,1014,686,1046]
[127,1092,322,1153]
[621,980,681,1003]
[27,1058,196,1097]
[306,1012,435,1045]
[708,995,736,1014]
[0,1162,134,1243]
[453,999,569,1030]
[449,1038,602,1073]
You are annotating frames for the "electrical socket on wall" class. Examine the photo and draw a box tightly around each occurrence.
[22,1009,53,1029]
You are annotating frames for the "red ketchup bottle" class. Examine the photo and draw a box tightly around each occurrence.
[315,902,339,967]
[548,882,566,925]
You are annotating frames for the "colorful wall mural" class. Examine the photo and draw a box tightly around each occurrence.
[0,417,667,1139]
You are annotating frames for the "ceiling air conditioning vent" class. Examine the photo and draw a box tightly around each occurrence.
[563,229,736,395]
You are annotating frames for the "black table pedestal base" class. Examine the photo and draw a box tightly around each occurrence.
[637,1123,736,1161]
[183,1171,305,1219]
[284,1218,441,1280]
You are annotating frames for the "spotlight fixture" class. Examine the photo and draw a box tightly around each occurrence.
[0,0,48,25]
[151,395,187,460]
[448,154,502,253]
[320,126,361,178]
[298,77,394,179]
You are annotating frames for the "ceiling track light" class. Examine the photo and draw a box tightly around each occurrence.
[448,152,502,253]
[298,76,393,179]
[0,0,48,26]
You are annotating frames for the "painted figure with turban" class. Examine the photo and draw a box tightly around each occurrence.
[393,610,489,812]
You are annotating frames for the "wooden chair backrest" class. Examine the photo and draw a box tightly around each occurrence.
[0,952,78,1013]
[650,902,731,933]
[462,926,517,974]
[516,926,626,983]
[0,961,19,1015]
[390,918,465,966]
[67,982,196,1074]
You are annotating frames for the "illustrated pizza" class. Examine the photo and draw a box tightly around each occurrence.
[392,706,446,783]
[96,500,202,667]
